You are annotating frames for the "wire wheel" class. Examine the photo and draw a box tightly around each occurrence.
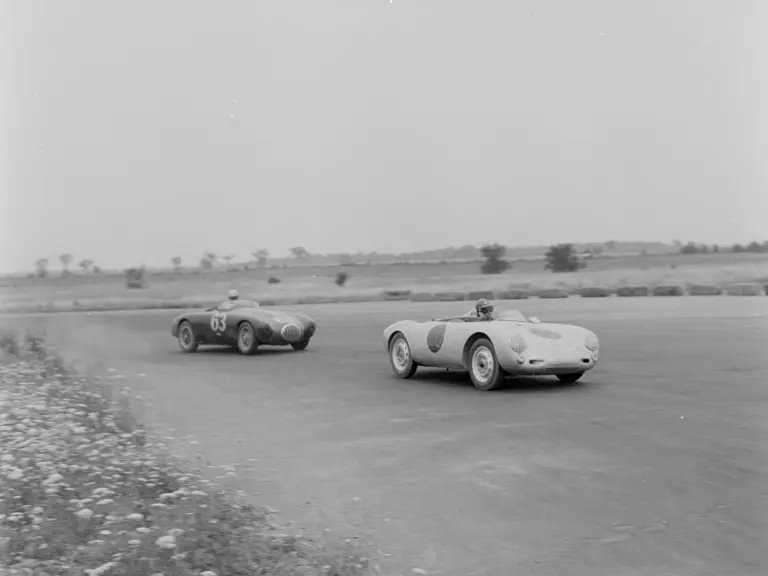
[237,322,259,355]
[389,333,417,379]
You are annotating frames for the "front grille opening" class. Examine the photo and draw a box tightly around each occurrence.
[581,358,591,363]
[529,359,544,365]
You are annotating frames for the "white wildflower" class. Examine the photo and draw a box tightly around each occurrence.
[6,467,23,480]
[76,508,94,518]
[155,534,176,549]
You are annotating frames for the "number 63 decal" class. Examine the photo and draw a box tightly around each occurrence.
[210,311,228,333]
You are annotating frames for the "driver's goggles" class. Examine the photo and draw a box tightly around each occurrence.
[479,306,493,314]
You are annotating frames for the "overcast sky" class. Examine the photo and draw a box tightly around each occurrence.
[2,0,766,272]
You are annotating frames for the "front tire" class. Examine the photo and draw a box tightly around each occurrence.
[388,333,417,379]
[468,338,505,391]
[291,339,309,351]
[236,322,260,355]
[556,372,584,383]
[177,321,198,353]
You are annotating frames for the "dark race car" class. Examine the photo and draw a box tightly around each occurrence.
[170,299,316,355]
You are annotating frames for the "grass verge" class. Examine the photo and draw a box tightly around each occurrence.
[0,331,376,576]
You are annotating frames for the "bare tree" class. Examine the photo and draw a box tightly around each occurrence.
[200,252,218,270]
[252,249,269,268]
[59,253,73,276]
[289,246,310,260]
[222,254,235,268]
[34,258,49,278]
[78,259,94,273]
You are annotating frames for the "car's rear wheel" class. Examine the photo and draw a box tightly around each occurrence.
[468,338,505,391]
[236,322,259,355]
[177,321,198,353]
[389,333,417,379]
[291,339,309,351]
[556,371,584,383]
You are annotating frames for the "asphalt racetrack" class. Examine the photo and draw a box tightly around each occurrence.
[3,298,768,576]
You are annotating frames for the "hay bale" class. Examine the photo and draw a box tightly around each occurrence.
[295,296,341,305]
[688,284,722,296]
[724,282,764,296]
[652,285,685,296]
[616,286,649,297]
[578,287,613,298]
[467,290,496,301]
[410,292,437,302]
[435,292,466,302]
[496,289,529,300]
[382,289,412,301]
[537,288,570,299]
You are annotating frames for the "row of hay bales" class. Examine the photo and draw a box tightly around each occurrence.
[2,282,766,315]
[382,282,768,302]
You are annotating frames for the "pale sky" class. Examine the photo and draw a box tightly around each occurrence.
[2,0,766,273]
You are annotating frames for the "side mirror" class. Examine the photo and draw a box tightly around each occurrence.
[530,316,541,324]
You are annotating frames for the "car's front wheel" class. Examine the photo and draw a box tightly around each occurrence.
[291,339,310,351]
[177,321,198,353]
[556,372,584,383]
[236,322,260,355]
[468,338,505,391]
[389,333,417,379]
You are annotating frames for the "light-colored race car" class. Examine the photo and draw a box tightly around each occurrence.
[383,309,599,391]
[170,299,316,355]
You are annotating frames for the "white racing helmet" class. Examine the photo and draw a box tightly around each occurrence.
[227,289,239,300]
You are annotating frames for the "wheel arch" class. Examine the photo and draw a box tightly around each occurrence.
[387,329,406,349]
[172,317,190,336]
[461,331,491,369]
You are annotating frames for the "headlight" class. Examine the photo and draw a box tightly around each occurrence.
[584,333,599,351]
[510,334,527,354]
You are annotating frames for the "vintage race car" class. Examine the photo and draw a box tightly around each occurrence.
[382,309,599,391]
[170,299,316,355]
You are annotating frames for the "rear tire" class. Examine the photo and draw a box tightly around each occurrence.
[236,322,260,355]
[556,372,584,383]
[177,321,198,353]
[468,338,505,391]
[389,333,417,379]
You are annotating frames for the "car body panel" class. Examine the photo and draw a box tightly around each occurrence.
[383,309,599,377]
[171,299,316,348]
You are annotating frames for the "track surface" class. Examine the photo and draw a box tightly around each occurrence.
[3,298,768,576]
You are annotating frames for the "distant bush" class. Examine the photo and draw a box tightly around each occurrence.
[479,244,511,274]
[267,276,281,284]
[544,243,586,273]
[34,258,49,278]
[679,242,700,254]
[335,271,348,286]
[125,266,147,289]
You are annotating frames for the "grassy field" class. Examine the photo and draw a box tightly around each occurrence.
[3,252,768,308]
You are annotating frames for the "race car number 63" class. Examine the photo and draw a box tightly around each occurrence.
[210,311,228,333]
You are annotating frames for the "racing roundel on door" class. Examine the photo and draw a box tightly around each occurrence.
[427,324,447,353]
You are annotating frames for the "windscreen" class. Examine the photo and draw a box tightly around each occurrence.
[496,310,528,322]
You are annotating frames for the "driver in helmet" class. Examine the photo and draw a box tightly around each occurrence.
[227,289,239,301]
[466,298,495,321]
